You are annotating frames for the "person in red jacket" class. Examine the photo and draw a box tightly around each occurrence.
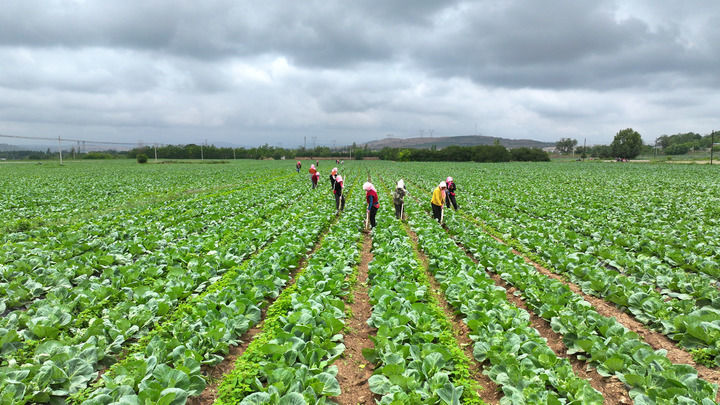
[296,160,301,173]
[363,181,379,229]
[309,164,319,189]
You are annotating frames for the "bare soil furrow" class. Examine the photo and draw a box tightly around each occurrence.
[334,233,376,405]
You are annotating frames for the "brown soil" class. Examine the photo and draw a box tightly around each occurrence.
[333,233,377,405]
[405,225,503,404]
[480,231,720,402]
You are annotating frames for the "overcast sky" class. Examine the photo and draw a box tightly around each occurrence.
[1,0,719,148]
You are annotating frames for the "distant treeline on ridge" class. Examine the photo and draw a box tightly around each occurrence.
[1,142,550,162]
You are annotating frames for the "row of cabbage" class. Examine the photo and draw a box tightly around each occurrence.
[213,177,364,404]
[70,177,341,405]
[454,175,720,367]
[476,185,720,307]
[459,163,720,278]
[0,173,333,403]
[1,172,295,314]
[379,176,604,404]
[1,160,285,236]
[359,186,480,405]
[217,176,487,404]
[399,172,718,403]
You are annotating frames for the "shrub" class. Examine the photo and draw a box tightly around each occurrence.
[137,154,148,163]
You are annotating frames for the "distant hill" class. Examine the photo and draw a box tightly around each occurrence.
[363,135,554,150]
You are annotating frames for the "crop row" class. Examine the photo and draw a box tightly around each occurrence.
[0,175,333,404]
[437,209,719,403]
[462,172,720,302]
[1,160,287,235]
[0,173,299,314]
[461,164,720,279]
[389,177,603,404]
[355,180,482,404]
[397,166,720,367]
[0,173,304,347]
[0,170,295,289]
[214,178,364,404]
[458,191,720,366]
[68,172,349,404]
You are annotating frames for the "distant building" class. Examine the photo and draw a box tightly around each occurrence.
[542,146,557,153]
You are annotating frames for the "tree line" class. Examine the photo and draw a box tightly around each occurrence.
[556,128,719,159]
[377,145,550,162]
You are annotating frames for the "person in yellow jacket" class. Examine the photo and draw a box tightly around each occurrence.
[431,181,446,222]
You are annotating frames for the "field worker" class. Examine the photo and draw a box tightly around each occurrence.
[316,159,319,168]
[309,164,319,189]
[431,181,446,222]
[296,161,302,173]
[364,182,379,229]
[334,174,345,212]
[393,179,408,219]
[445,177,458,211]
[330,167,338,190]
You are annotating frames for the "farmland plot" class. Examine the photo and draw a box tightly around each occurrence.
[1,160,719,405]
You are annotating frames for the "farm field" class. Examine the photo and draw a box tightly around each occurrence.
[1,159,719,405]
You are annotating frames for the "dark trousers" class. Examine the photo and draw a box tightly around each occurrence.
[335,194,345,211]
[446,194,457,210]
[311,178,318,189]
[432,203,442,222]
[368,206,378,227]
[394,203,403,219]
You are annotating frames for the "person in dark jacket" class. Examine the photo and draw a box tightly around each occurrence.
[334,174,345,212]
[329,167,338,190]
[363,182,379,229]
[445,176,458,211]
[392,179,407,219]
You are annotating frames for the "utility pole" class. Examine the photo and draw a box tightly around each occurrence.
[58,136,63,165]
[233,148,236,160]
[304,136,306,150]
[583,138,586,161]
[200,143,204,161]
[711,130,715,165]
[154,144,158,162]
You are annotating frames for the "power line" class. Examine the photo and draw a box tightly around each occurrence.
[0,133,141,146]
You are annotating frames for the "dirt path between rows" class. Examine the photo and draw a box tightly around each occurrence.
[404,224,502,404]
[333,232,376,405]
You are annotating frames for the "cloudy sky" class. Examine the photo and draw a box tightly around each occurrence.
[1,0,719,148]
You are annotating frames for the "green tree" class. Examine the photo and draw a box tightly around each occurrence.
[611,128,643,159]
[555,138,578,154]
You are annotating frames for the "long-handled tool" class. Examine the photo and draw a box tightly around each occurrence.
[400,202,404,220]
[440,205,444,224]
[365,210,370,230]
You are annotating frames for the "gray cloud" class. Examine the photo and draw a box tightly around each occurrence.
[0,0,719,147]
